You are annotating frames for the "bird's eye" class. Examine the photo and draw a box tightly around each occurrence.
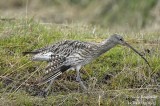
[119,38,123,41]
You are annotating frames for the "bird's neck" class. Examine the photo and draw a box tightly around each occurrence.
[97,39,117,56]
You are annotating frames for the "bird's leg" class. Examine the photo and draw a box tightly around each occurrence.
[76,69,81,82]
[76,66,87,90]
[44,79,54,92]
[42,79,54,97]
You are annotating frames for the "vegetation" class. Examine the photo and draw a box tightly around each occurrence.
[0,18,160,105]
[0,0,160,105]
[0,0,159,30]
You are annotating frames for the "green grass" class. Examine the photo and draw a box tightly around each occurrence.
[0,18,160,106]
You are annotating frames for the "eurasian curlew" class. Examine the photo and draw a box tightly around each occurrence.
[23,34,150,96]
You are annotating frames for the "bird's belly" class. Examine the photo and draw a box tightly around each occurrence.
[76,58,93,66]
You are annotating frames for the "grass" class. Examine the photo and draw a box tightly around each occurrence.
[0,18,160,106]
[0,0,159,30]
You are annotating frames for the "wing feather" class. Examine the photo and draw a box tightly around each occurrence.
[26,40,98,84]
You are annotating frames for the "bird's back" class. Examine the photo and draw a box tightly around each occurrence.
[29,40,99,84]
[32,40,98,57]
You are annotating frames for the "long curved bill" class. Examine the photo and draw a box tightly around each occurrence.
[123,42,151,68]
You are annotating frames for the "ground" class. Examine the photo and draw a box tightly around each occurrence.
[0,19,160,106]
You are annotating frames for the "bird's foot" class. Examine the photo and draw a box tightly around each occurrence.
[79,81,87,91]
[76,76,81,82]
[76,76,88,90]
[39,89,50,97]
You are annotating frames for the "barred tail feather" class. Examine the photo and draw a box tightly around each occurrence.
[39,71,62,85]
[38,65,71,85]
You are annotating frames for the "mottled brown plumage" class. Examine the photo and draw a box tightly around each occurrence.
[23,34,150,96]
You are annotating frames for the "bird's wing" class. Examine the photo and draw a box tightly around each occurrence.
[23,40,97,56]
[36,53,70,84]
[36,40,98,84]
[23,40,71,55]
[38,64,71,85]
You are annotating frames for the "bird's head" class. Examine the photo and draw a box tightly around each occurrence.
[108,34,151,68]
[109,34,125,45]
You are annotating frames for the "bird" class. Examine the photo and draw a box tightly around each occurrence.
[23,34,150,96]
